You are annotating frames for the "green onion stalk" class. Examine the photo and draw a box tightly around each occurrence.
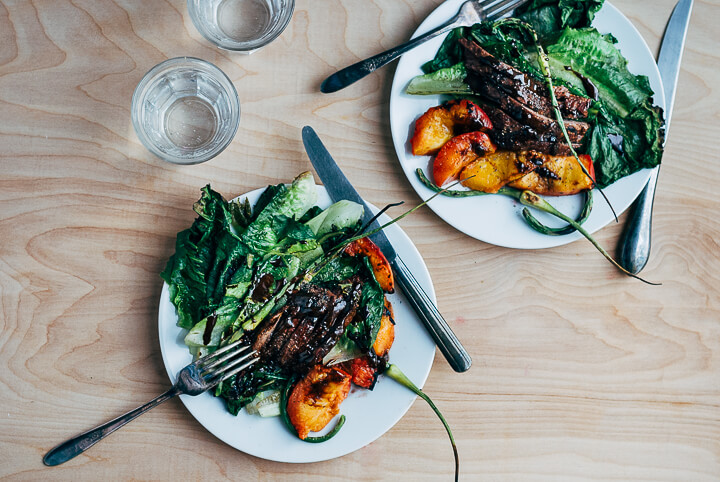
[415,168,594,236]
[518,191,659,285]
[415,169,657,283]
[385,364,459,482]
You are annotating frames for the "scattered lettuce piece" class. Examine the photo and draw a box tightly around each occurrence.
[242,172,318,254]
[305,199,364,236]
[407,63,471,96]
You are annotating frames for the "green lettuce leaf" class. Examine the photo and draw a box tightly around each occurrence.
[161,186,248,329]
[516,0,603,38]
[407,63,471,96]
[242,172,318,255]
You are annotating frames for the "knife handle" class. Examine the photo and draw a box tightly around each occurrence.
[391,256,472,373]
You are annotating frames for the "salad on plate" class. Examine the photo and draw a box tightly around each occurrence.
[160,172,459,477]
[402,0,664,282]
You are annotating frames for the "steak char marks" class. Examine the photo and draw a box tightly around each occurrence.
[252,278,363,375]
[459,39,593,155]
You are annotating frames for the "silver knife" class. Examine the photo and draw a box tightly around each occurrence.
[302,126,472,373]
[617,0,693,273]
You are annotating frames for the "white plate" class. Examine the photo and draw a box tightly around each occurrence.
[158,185,436,463]
[389,1,666,249]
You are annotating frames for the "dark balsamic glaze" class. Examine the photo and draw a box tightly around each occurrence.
[536,166,561,180]
[203,313,218,346]
[251,273,275,302]
[564,66,599,101]
[607,133,625,155]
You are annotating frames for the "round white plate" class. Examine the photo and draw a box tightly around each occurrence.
[389,1,665,249]
[158,185,436,463]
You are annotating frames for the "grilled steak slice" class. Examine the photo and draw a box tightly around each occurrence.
[251,279,363,374]
[252,309,285,355]
[308,278,363,365]
[460,39,592,120]
[482,105,582,156]
[472,77,589,143]
[555,85,593,119]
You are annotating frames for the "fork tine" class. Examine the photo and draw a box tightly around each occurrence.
[200,343,253,371]
[202,346,257,374]
[210,357,260,386]
[194,338,247,365]
[486,0,526,20]
[473,0,510,10]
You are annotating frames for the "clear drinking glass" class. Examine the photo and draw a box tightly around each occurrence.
[131,57,240,165]
[187,0,295,53]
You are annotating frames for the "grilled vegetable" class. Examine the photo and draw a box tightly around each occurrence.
[508,154,595,196]
[345,237,395,293]
[433,131,497,186]
[411,99,493,156]
[459,150,545,193]
[373,299,395,357]
[347,357,378,389]
[286,365,352,440]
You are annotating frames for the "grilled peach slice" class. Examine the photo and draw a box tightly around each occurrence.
[373,298,395,357]
[345,237,394,293]
[287,365,351,440]
[343,299,393,390]
[460,150,546,193]
[411,100,493,156]
[508,154,595,196]
[433,131,496,186]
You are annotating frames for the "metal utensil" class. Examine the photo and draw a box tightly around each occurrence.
[320,0,529,93]
[617,0,693,273]
[302,126,472,373]
[43,340,258,466]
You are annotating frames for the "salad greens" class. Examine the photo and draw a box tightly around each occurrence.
[161,172,381,414]
[409,0,664,188]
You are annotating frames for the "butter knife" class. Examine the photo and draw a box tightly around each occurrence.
[617,0,693,273]
[302,126,472,373]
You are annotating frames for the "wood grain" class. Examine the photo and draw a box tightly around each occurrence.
[1,0,719,480]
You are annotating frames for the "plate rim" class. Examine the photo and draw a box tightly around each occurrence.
[157,184,437,463]
[389,0,666,249]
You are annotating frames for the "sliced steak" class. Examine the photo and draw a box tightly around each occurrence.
[555,85,593,119]
[460,39,592,120]
[251,279,363,375]
[482,105,582,156]
[471,77,589,143]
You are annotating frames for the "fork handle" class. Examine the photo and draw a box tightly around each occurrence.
[321,15,461,93]
[43,386,181,466]
[617,167,659,274]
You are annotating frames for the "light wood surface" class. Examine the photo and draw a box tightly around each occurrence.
[1,0,719,480]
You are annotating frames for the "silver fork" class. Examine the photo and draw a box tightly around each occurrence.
[320,0,529,93]
[43,339,259,466]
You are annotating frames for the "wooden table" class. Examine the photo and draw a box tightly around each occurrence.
[1,0,718,480]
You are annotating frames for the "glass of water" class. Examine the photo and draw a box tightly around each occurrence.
[131,57,240,165]
[187,0,295,53]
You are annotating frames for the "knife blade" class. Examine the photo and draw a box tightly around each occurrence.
[617,0,693,273]
[302,126,472,373]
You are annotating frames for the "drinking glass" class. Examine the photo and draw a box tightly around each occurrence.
[131,57,240,165]
[187,0,295,53]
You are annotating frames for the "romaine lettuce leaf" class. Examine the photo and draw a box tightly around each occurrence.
[516,0,603,38]
[409,63,471,95]
[242,171,318,254]
[305,199,364,236]
[161,186,248,329]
